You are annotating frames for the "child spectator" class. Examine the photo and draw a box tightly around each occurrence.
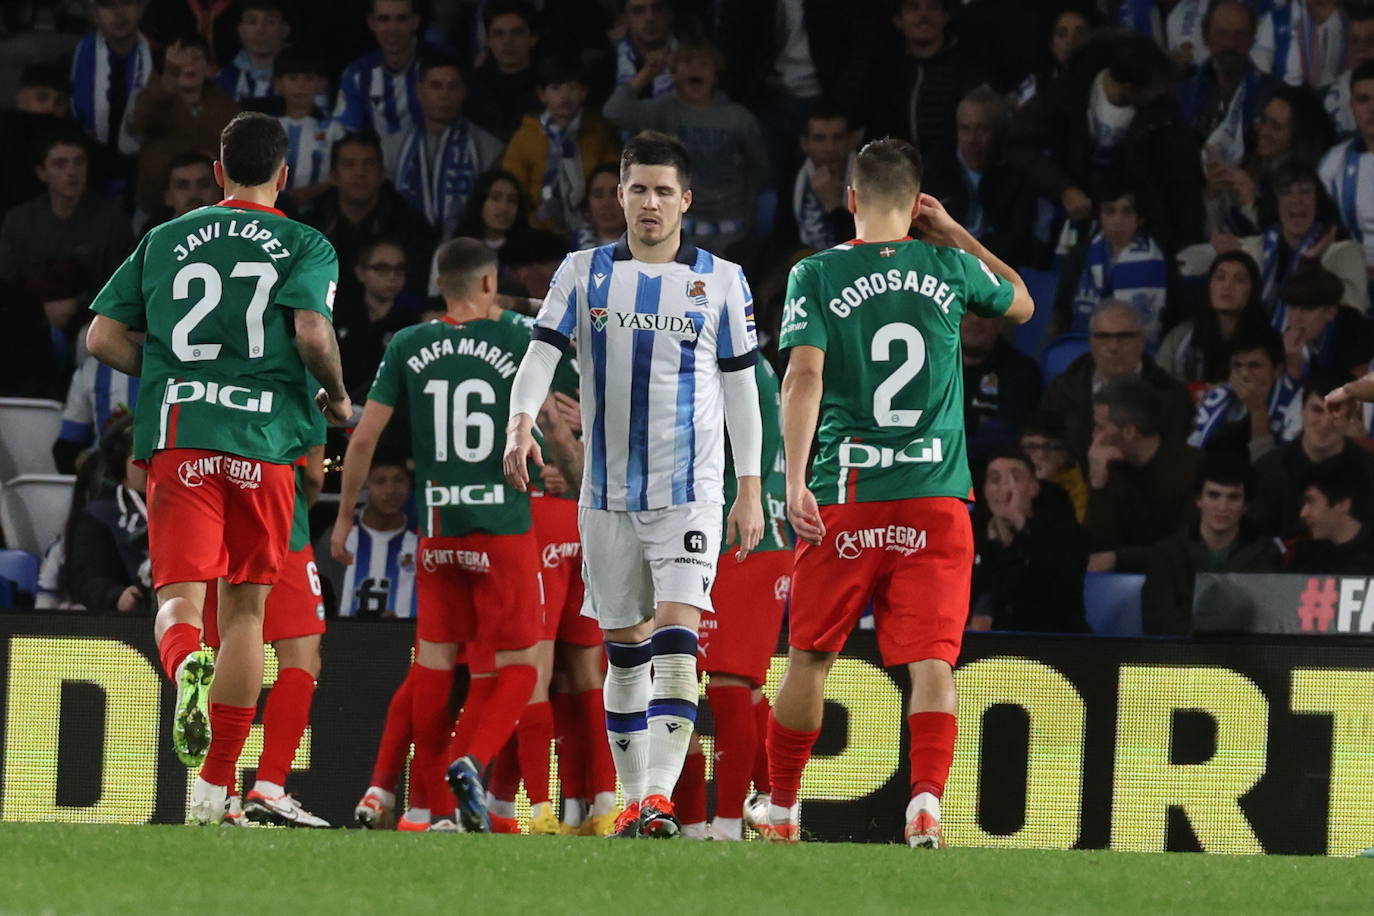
[1158,251,1271,385]
[70,0,153,151]
[572,163,628,250]
[502,56,621,238]
[1067,182,1169,343]
[274,46,344,208]
[1278,265,1374,382]
[52,353,138,474]
[1187,327,1302,464]
[315,457,418,617]
[216,0,292,102]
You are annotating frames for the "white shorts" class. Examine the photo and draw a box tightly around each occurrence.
[578,502,722,630]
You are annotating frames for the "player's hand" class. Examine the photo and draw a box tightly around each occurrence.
[316,388,353,424]
[1327,382,1357,407]
[553,391,582,437]
[726,480,764,562]
[503,417,543,492]
[330,514,354,566]
[787,482,825,546]
[913,193,959,246]
[116,585,144,613]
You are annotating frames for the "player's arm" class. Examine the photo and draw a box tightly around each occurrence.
[914,193,1034,324]
[506,254,578,490]
[496,293,541,317]
[87,236,150,376]
[720,269,765,560]
[537,392,583,490]
[295,309,351,422]
[781,345,826,545]
[331,399,394,565]
[85,315,143,377]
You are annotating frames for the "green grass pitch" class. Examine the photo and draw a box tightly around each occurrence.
[3,823,1374,915]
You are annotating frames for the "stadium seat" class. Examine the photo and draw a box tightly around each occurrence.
[1083,572,1145,636]
[0,474,75,557]
[1040,333,1090,383]
[0,548,38,604]
[1012,268,1058,357]
[0,398,63,480]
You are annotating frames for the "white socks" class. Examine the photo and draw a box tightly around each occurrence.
[643,625,699,800]
[604,638,653,802]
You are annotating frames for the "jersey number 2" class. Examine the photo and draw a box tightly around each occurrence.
[423,378,496,462]
[171,262,279,362]
[871,322,926,427]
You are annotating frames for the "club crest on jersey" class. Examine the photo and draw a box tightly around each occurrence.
[686,279,708,308]
[590,307,609,331]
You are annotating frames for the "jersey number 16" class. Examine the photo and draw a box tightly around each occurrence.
[423,378,496,462]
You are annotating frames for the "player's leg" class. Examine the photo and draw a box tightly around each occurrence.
[485,737,523,833]
[766,646,837,839]
[672,730,708,839]
[704,673,755,840]
[244,634,328,827]
[549,670,586,833]
[357,662,416,829]
[903,659,958,848]
[411,637,460,830]
[743,687,774,831]
[517,639,558,834]
[559,642,618,835]
[156,581,215,768]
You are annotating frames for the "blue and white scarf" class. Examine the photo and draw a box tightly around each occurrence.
[1188,375,1304,447]
[537,111,585,232]
[1260,221,1324,326]
[1267,0,1348,88]
[70,31,152,143]
[216,50,274,101]
[394,120,479,239]
[792,153,855,251]
[615,36,675,96]
[1071,232,1170,342]
[1182,66,1265,167]
[1116,0,1160,40]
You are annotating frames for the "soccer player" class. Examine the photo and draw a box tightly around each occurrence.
[504,130,765,838]
[332,237,542,833]
[763,138,1034,847]
[85,111,349,826]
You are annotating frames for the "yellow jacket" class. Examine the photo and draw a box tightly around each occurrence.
[501,112,621,232]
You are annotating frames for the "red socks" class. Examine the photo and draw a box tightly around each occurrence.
[199,703,254,791]
[158,623,201,682]
[576,688,616,796]
[255,667,315,787]
[516,700,553,805]
[706,685,755,819]
[673,749,706,825]
[907,711,957,799]
[410,665,456,818]
[369,666,416,790]
[551,691,585,801]
[447,675,495,762]
[766,715,820,810]
[487,738,521,802]
[451,664,537,767]
[752,695,772,794]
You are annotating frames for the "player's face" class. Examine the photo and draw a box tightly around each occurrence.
[164,162,217,215]
[38,143,87,200]
[1256,98,1294,160]
[1098,196,1139,250]
[1300,486,1345,540]
[1351,21,1374,66]
[368,0,419,54]
[895,0,947,48]
[1051,11,1089,65]
[800,117,853,169]
[1228,349,1279,395]
[482,179,521,235]
[93,0,143,41]
[955,101,996,173]
[1088,311,1144,378]
[1208,259,1252,314]
[239,9,289,57]
[276,71,326,110]
[1276,181,1317,239]
[671,54,717,105]
[15,85,70,118]
[1205,3,1255,70]
[625,0,672,45]
[587,170,626,235]
[417,65,465,124]
[1197,481,1245,534]
[487,13,536,72]
[367,466,411,516]
[1284,305,1337,347]
[357,243,407,299]
[620,164,689,246]
[333,143,384,203]
[538,81,587,123]
[1353,78,1374,141]
[1302,393,1348,452]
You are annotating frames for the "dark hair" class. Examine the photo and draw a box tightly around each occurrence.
[1354,59,1374,88]
[19,61,71,94]
[852,137,923,205]
[418,50,464,81]
[803,95,852,133]
[1196,451,1253,497]
[1280,265,1343,310]
[1093,375,1162,438]
[1303,371,1348,404]
[620,130,692,190]
[273,44,327,79]
[1020,410,1069,444]
[329,130,383,170]
[483,0,538,31]
[168,32,212,59]
[581,161,620,209]
[456,169,529,239]
[219,112,288,186]
[1262,84,1335,169]
[167,150,214,173]
[1201,0,1257,40]
[357,235,406,266]
[504,229,570,267]
[1095,175,1137,210]
[33,127,87,167]
[369,0,416,14]
[1182,251,1268,383]
[58,417,135,602]
[1227,324,1285,367]
[435,237,499,292]
[368,453,411,475]
[983,448,1036,477]
[535,54,587,89]
[1303,457,1368,519]
[1106,32,1175,92]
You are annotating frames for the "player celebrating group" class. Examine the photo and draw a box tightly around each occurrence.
[763,139,1034,847]
[85,112,350,825]
[505,131,764,838]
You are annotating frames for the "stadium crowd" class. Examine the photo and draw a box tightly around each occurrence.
[3,0,1374,646]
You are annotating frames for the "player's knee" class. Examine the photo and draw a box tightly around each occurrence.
[787,646,837,674]
[907,659,956,712]
[709,672,753,690]
[495,644,539,669]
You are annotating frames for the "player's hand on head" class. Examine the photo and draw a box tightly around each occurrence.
[787,485,825,546]
[914,193,958,245]
[330,516,355,566]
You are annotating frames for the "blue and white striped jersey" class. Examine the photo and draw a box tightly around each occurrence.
[1319,136,1374,265]
[337,517,418,618]
[533,237,759,512]
[279,113,345,191]
[59,355,140,446]
[216,52,276,102]
[332,50,425,139]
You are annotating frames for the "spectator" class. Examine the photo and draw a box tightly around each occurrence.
[774,96,859,254]
[465,0,541,143]
[1251,374,1374,539]
[456,169,530,262]
[1085,375,1205,572]
[1159,251,1270,384]
[1187,326,1302,464]
[13,62,71,119]
[1253,0,1348,91]
[215,0,292,102]
[156,152,218,225]
[1065,181,1169,342]
[603,42,769,255]
[502,55,621,238]
[36,445,109,610]
[1318,60,1374,279]
[1178,2,1274,163]
[3,64,76,213]
[69,0,153,152]
[611,0,678,99]
[52,353,139,474]
[1278,265,1374,383]
[392,52,504,239]
[1291,458,1374,573]
[1038,300,1195,463]
[1323,9,1374,138]
[306,131,437,298]
[1013,7,1092,107]
[59,417,152,615]
[315,457,418,617]
[1115,0,1206,68]
[970,449,1089,632]
[503,229,570,299]
[334,0,431,143]
[0,131,132,291]
[1141,454,1281,635]
[337,238,417,400]
[126,34,239,216]
[274,45,344,210]
[1019,412,1088,523]
[962,311,1043,466]
[1007,29,1205,254]
[572,162,628,250]
[871,0,990,192]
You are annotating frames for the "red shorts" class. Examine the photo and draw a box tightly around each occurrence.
[415,532,542,652]
[532,496,600,646]
[146,448,295,588]
[699,549,790,685]
[202,545,326,647]
[789,497,973,667]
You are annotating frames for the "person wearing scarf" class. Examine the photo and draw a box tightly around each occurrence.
[1069,185,1169,343]
[1254,0,1349,90]
[70,1,154,150]
[1277,265,1374,383]
[790,99,859,252]
[1188,326,1303,463]
[1318,60,1374,284]
[1322,10,1374,138]
[214,1,291,102]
